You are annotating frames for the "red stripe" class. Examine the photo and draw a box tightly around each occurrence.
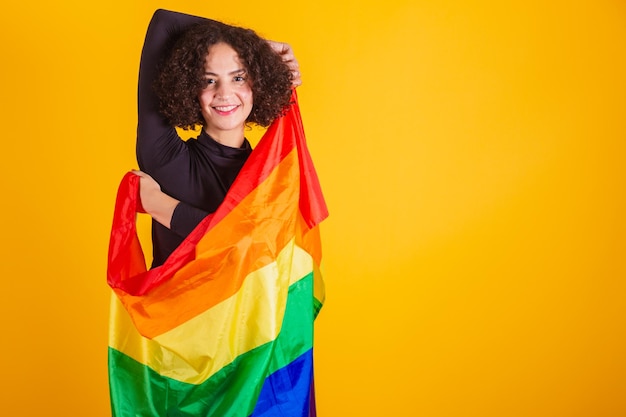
[107,91,327,297]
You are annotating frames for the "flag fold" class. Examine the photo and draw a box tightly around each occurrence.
[107,92,327,417]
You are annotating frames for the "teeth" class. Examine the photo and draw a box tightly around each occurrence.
[215,105,237,112]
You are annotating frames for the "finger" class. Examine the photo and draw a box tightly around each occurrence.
[291,70,302,87]
[284,57,299,69]
[268,40,294,58]
[267,40,302,87]
[266,41,298,69]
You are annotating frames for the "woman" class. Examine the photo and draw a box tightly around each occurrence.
[134,9,300,267]
[108,10,322,416]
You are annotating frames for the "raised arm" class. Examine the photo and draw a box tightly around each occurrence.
[136,9,211,172]
[135,10,303,236]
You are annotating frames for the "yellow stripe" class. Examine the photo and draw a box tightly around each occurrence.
[313,261,325,305]
[109,239,314,384]
[114,148,302,339]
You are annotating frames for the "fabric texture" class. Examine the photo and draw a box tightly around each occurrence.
[107,92,327,417]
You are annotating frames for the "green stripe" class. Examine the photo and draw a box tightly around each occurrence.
[313,297,323,319]
[109,273,319,417]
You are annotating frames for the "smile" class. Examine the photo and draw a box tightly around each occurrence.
[213,105,239,114]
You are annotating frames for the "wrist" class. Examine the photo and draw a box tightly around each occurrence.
[144,189,179,229]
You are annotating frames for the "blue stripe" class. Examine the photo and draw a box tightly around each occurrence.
[250,349,313,417]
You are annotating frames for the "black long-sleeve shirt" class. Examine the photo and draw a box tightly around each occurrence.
[137,9,252,267]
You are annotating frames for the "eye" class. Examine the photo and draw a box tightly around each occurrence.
[202,78,216,88]
[234,72,248,83]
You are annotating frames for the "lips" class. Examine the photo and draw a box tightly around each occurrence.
[213,105,239,115]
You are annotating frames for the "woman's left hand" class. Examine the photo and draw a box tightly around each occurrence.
[132,170,179,229]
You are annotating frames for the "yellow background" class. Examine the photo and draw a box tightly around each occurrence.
[1,0,625,415]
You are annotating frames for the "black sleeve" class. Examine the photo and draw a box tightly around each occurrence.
[136,9,216,238]
[170,203,213,238]
[136,9,209,172]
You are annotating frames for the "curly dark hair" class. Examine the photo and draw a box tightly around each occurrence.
[154,21,293,130]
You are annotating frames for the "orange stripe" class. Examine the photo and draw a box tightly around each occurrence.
[115,147,315,339]
[109,239,314,384]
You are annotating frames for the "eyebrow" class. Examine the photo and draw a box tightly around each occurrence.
[204,69,247,76]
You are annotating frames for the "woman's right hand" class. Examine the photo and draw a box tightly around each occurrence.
[267,41,302,87]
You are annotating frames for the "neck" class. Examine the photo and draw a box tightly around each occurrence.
[204,127,245,148]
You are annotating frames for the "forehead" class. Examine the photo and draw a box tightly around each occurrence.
[204,42,244,72]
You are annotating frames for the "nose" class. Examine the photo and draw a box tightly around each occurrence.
[215,82,232,100]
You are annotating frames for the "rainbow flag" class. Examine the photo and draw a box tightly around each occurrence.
[107,92,327,416]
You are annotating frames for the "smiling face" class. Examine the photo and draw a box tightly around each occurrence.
[198,42,253,147]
